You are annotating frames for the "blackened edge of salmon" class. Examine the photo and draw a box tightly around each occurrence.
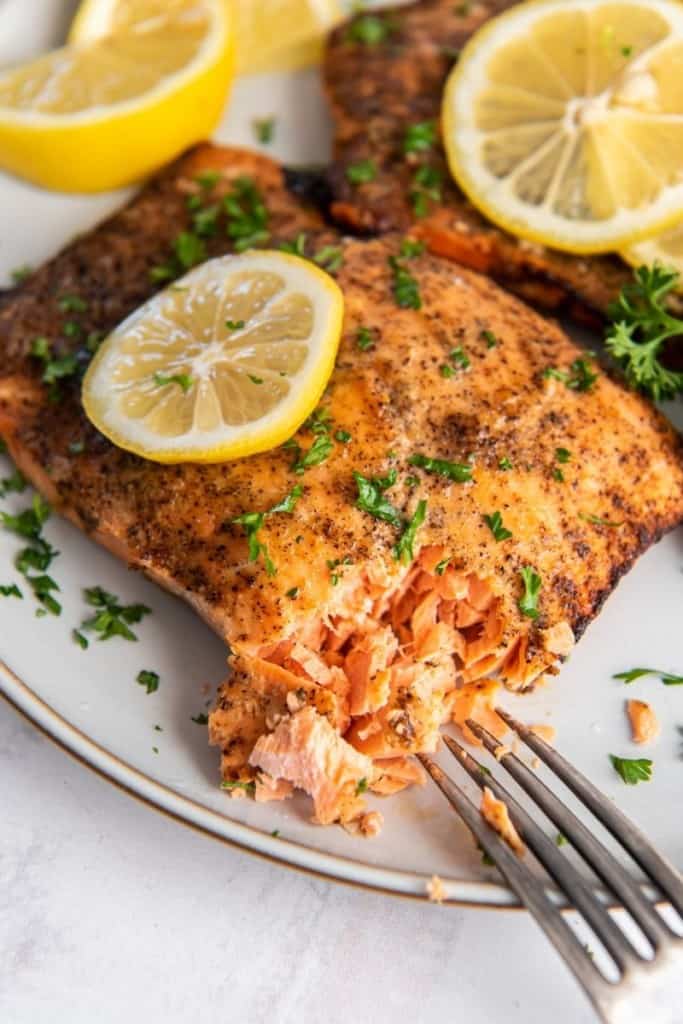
[283,166,334,222]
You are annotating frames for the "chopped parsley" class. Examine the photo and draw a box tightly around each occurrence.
[405,474,419,488]
[389,255,421,309]
[346,13,392,45]
[613,667,683,686]
[72,629,88,649]
[399,238,425,260]
[356,777,369,795]
[30,337,80,398]
[410,164,442,217]
[450,345,470,369]
[63,320,81,338]
[605,264,683,401]
[0,583,22,598]
[252,116,275,144]
[518,566,542,620]
[137,669,160,695]
[621,44,633,57]
[394,499,427,564]
[408,453,472,483]
[0,469,27,498]
[555,447,571,463]
[579,512,623,528]
[552,468,565,483]
[327,555,353,585]
[335,429,351,444]
[313,245,344,273]
[483,511,512,542]
[498,457,513,471]
[280,233,307,257]
[555,833,568,848]
[220,779,256,793]
[353,470,401,526]
[291,433,334,474]
[481,329,498,348]
[1,495,61,616]
[247,374,264,385]
[224,176,270,251]
[440,364,454,379]
[285,586,299,599]
[356,326,375,351]
[58,293,88,313]
[435,557,450,575]
[543,356,598,392]
[609,754,653,786]
[232,485,303,576]
[153,371,194,392]
[346,159,377,184]
[191,712,209,725]
[403,120,437,154]
[77,586,151,642]
[11,264,32,285]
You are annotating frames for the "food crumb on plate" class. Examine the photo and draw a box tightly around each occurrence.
[427,874,447,903]
[626,700,660,745]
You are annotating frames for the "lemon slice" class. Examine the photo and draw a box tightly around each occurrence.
[69,0,343,75]
[442,0,683,254]
[622,222,683,286]
[0,0,234,192]
[82,252,344,463]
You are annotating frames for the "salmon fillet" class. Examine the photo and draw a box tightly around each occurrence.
[324,0,630,321]
[1,145,682,826]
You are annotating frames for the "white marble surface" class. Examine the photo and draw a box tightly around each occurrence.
[0,700,601,1024]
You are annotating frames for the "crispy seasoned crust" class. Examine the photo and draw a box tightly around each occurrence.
[1,165,681,674]
[324,0,630,321]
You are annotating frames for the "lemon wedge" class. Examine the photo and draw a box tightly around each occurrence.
[82,251,344,464]
[442,0,683,254]
[69,0,343,75]
[0,0,234,192]
[622,222,683,287]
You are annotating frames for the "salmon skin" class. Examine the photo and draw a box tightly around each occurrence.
[324,0,631,322]
[1,144,681,825]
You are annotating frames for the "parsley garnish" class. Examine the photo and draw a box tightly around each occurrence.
[72,629,88,649]
[346,159,376,184]
[313,245,344,273]
[408,453,472,483]
[483,511,512,542]
[450,345,470,369]
[356,326,375,351]
[394,499,427,564]
[335,429,351,443]
[191,712,209,725]
[481,329,498,348]
[356,777,369,795]
[0,583,22,598]
[77,586,151,642]
[604,264,683,400]
[220,779,256,793]
[555,833,568,847]
[389,255,421,309]
[399,238,425,260]
[440,364,454,378]
[224,176,270,251]
[555,447,571,463]
[518,566,542,620]
[252,117,275,144]
[175,231,207,269]
[1,495,61,616]
[543,357,598,392]
[153,371,194,392]
[226,320,245,331]
[0,469,26,498]
[232,485,303,576]
[410,164,442,217]
[613,667,683,686]
[291,434,334,474]
[285,586,299,599]
[579,512,623,528]
[498,457,513,471]
[346,14,392,45]
[353,470,402,526]
[403,120,437,154]
[30,336,80,398]
[552,468,565,483]
[327,555,353,585]
[248,374,264,385]
[279,233,307,257]
[609,754,653,785]
[137,669,160,695]
[58,294,87,313]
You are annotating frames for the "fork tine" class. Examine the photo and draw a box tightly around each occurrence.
[496,708,683,921]
[442,734,640,971]
[465,717,671,949]
[417,753,611,1021]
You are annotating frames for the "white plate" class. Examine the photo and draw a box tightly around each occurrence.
[1,1,682,906]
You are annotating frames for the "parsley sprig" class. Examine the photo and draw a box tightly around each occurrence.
[543,356,598,392]
[1,495,61,616]
[394,499,427,564]
[518,566,542,620]
[353,470,401,526]
[76,586,151,644]
[613,667,683,686]
[483,511,512,542]
[605,264,683,400]
[610,754,653,785]
[408,453,472,483]
[232,485,304,576]
[224,176,270,251]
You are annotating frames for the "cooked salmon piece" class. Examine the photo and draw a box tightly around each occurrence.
[1,152,682,827]
[426,875,447,903]
[480,786,525,857]
[324,0,630,322]
[249,706,373,825]
[626,700,661,745]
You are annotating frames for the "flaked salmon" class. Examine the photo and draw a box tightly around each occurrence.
[324,0,630,321]
[1,145,682,828]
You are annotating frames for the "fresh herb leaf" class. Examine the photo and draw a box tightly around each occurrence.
[518,566,542,620]
[450,345,470,369]
[78,586,152,643]
[483,511,512,542]
[232,485,304,575]
[279,233,307,257]
[247,374,264,385]
[226,319,245,331]
[356,777,369,795]
[435,557,450,575]
[253,117,275,144]
[137,669,160,695]
[327,555,353,585]
[613,667,683,686]
[394,498,427,564]
[285,586,299,599]
[195,170,220,190]
[555,833,567,847]
[399,238,425,260]
[346,159,376,184]
[356,326,375,351]
[555,447,571,463]
[346,13,392,45]
[313,245,344,273]
[291,433,334,474]
[410,163,442,217]
[609,754,653,785]
[440,364,454,378]
[579,512,623,528]
[27,573,61,615]
[481,329,498,348]
[72,629,88,649]
[0,469,27,497]
[191,712,209,725]
[353,470,402,526]
[224,176,270,252]
[389,255,421,309]
[153,371,193,392]
[543,357,598,392]
[408,453,472,483]
[403,120,437,154]
[498,457,513,471]
[335,429,351,443]
[192,204,220,238]
[552,468,565,483]
[1,494,51,540]
[605,264,683,400]
[58,293,88,313]
[0,583,22,598]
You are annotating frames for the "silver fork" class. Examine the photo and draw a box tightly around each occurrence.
[417,708,683,1024]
